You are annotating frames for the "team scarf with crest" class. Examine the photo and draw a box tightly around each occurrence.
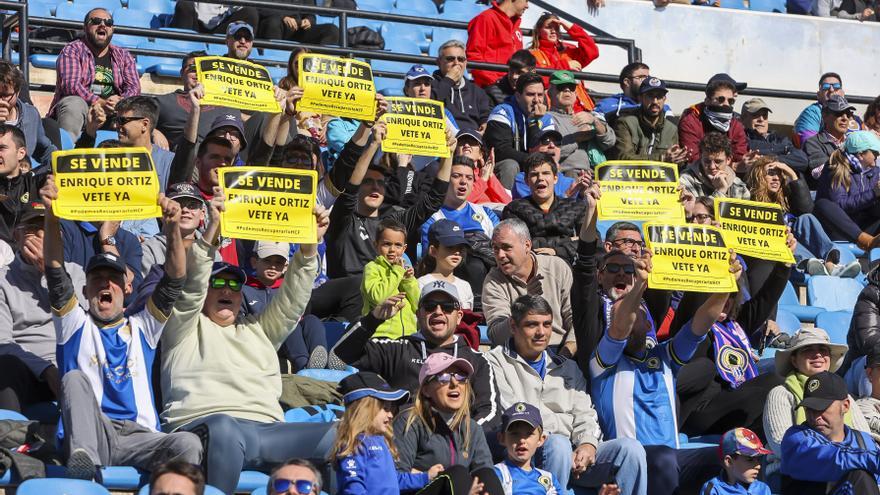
[710,319,758,388]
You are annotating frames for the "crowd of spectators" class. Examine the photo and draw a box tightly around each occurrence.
[2,1,880,495]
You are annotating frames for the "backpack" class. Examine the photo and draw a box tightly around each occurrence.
[347,26,385,50]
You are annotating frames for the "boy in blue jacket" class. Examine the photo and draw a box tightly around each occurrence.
[700,427,771,495]
[494,402,564,495]
[780,371,880,495]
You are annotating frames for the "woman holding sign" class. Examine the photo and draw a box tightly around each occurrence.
[814,130,880,251]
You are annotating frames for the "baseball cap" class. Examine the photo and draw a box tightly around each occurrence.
[210,113,248,151]
[708,73,747,92]
[800,371,848,411]
[166,182,204,204]
[719,427,771,458]
[339,372,409,405]
[638,77,668,96]
[418,279,461,306]
[405,64,433,81]
[844,130,880,155]
[549,70,576,87]
[85,252,126,275]
[427,219,468,248]
[18,201,45,224]
[823,94,856,114]
[527,126,563,150]
[226,21,254,39]
[210,261,247,284]
[418,352,474,386]
[501,402,543,432]
[254,241,290,260]
[456,127,483,147]
[741,98,772,115]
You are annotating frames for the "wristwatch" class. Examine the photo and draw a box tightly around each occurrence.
[101,236,117,247]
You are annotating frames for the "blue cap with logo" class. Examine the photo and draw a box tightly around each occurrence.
[428,219,468,248]
[405,64,433,81]
[639,77,668,96]
[501,402,543,431]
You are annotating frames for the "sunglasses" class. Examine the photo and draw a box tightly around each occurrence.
[428,372,469,385]
[603,263,635,275]
[538,136,560,146]
[209,277,243,292]
[820,82,842,91]
[711,95,736,106]
[112,115,145,127]
[272,478,314,495]
[687,213,714,222]
[444,56,466,63]
[556,84,577,93]
[88,17,114,27]
[174,198,204,211]
[420,299,459,313]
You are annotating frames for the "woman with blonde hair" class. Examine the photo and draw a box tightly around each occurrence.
[747,156,854,276]
[814,130,880,250]
[529,13,597,111]
[394,353,503,495]
[333,372,443,494]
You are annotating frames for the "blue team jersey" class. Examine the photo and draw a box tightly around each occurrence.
[700,474,771,495]
[589,322,705,448]
[494,460,561,495]
[53,295,166,431]
[420,203,499,253]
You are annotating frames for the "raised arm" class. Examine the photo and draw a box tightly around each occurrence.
[572,183,601,370]
[607,251,651,341]
[147,195,186,320]
[687,252,743,338]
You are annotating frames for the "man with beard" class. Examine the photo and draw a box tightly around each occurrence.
[574,190,729,493]
[612,77,689,165]
[482,218,575,355]
[224,21,255,61]
[678,74,750,169]
[680,133,751,200]
[332,281,500,427]
[49,8,140,139]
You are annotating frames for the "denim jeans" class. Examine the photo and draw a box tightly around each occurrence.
[540,434,647,495]
[792,213,835,260]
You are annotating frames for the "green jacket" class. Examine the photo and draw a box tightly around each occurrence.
[360,256,420,339]
[612,109,679,162]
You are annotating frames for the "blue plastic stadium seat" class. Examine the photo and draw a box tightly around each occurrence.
[384,36,428,56]
[748,0,787,11]
[346,18,388,34]
[29,54,59,70]
[95,130,119,146]
[324,321,349,349]
[381,21,431,41]
[55,2,109,21]
[238,471,270,493]
[775,308,801,335]
[284,404,345,423]
[356,0,395,11]
[371,59,413,76]
[114,9,159,30]
[98,466,147,490]
[18,479,111,495]
[0,409,27,421]
[315,15,339,26]
[779,281,822,323]
[442,2,485,21]
[60,129,75,150]
[296,368,356,382]
[815,310,853,345]
[206,43,228,56]
[259,47,293,64]
[807,276,864,312]
[139,485,224,495]
[152,37,207,54]
[719,0,747,8]
[397,0,440,13]
[430,27,468,49]
[128,0,175,14]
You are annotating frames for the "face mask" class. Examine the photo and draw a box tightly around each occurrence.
[704,105,733,132]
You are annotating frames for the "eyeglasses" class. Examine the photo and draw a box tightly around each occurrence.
[711,95,736,106]
[428,372,469,385]
[272,478,315,495]
[687,213,714,222]
[419,299,459,313]
[602,263,635,274]
[112,115,145,127]
[820,82,842,91]
[443,56,467,63]
[611,238,646,249]
[209,277,243,292]
[87,17,114,27]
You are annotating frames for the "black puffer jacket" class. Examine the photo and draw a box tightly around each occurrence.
[841,268,880,375]
[501,196,586,264]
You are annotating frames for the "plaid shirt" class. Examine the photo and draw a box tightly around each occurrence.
[48,38,140,117]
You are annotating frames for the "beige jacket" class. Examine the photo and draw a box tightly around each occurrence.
[486,344,601,448]
[482,253,574,346]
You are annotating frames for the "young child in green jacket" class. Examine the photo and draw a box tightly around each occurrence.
[361,218,420,339]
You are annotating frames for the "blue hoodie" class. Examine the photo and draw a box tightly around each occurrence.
[336,434,429,495]
[781,425,880,484]
[700,473,771,494]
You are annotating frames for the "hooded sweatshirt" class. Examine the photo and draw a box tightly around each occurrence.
[485,95,553,166]
[431,70,491,130]
[360,255,420,339]
[333,312,500,428]
[466,1,523,88]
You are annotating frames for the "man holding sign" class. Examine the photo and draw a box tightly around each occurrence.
[160,189,336,494]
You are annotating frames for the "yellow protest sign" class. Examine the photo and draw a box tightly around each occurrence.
[644,222,736,293]
[715,198,795,264]
[219,167,317,243]
[297,54,375,120]
[595,161,684,221]
[382,97,449,157]
[52,147,160,221]
[195,56,281,113]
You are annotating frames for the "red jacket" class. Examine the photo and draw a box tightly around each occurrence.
[466,2,523,88]
[531,23,599,111]
[678,102,749,163]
